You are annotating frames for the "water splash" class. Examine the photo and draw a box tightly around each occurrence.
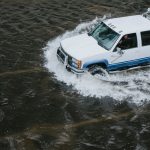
[44,18,150,104]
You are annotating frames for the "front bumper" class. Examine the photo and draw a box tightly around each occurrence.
[57,47,85,74]
[65,64,85,74]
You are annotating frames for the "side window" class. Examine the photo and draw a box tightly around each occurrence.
[141,31,150,46]
[115,33,137,51]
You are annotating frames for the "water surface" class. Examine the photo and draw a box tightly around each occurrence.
[0,0,150,149]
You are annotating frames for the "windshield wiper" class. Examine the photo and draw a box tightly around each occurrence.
[88,32,92,36]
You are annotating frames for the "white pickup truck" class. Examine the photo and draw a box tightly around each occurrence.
[57,9,150,76]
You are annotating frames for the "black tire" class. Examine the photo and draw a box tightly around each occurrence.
[88,65,109,78]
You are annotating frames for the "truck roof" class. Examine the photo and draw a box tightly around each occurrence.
[104,15,150,35]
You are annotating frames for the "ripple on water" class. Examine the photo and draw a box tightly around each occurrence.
[0,109,5,122]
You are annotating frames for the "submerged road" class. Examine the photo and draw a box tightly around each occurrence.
[0,0,150,149]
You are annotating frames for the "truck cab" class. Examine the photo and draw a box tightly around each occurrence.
[57,9,150,75]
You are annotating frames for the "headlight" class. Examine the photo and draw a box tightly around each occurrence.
[77,60,82,69]
[71,58,82,69]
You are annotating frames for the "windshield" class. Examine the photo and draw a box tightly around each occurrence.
[89,22,120,50]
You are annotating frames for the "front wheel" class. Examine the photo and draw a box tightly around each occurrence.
[88,65,109,80]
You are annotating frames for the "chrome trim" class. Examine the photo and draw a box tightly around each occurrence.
[57,54,64,64]
[57,47,85,74]
[57,47,67,64]
[66,64,85,74]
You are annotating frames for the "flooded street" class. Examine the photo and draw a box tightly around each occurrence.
[0,0,150,149]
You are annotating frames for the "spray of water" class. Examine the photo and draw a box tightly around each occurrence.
[44,18,150,104]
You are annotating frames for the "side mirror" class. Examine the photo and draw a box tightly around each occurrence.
[117,47,124,55]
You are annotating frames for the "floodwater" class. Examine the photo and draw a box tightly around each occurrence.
[0,0,150,149]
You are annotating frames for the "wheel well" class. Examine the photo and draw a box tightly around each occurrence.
[87,63,107,69]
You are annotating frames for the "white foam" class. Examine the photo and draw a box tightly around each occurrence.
[44,18,150,104]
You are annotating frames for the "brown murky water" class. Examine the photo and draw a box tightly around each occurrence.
[0,0,150,149]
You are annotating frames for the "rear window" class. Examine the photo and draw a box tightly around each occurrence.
[141,31,150,46]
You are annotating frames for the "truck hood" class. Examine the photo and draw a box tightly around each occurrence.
[61,33,107,60]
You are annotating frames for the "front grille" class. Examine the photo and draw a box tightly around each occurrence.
[60,47,67,55]
[68,56,72,66]
[57,46,74,67]
[57,49,65,63]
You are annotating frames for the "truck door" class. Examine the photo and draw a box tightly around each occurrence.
[109,33,139,70]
